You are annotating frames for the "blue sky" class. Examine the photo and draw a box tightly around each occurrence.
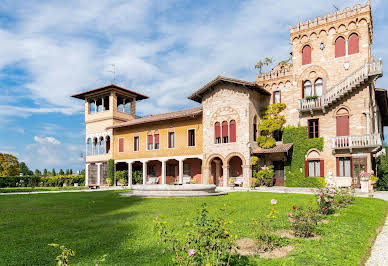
[0,0,387,172]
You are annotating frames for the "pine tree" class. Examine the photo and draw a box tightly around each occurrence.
[65,169,70,175]
[69,169,73,175]
[43,169,48,176]
[52,168,56,176]
[34,169,42,176]
[59,169,64,175]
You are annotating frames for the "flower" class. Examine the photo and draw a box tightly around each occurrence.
[317,198,321,203]
[324,197,329,202]
[188,249,196,257]
[320,193,323,197]
[330,194,335,197]
[323,206,327,211]
[329,198,334,202]
[287,213,293,217]
[292,206,296,209]
[271,199,277,205]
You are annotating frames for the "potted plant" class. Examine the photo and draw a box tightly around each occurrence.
[371,175,378,185]
[229,177,236,187]
[106,177,113,186]
[190,178,196,184]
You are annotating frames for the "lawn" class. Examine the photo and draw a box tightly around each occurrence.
[0,187,89,193]
[0,191,386,265]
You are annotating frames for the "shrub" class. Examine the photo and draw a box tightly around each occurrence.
[0,175,84,188]
[106,178,113,186]
[154,203,239,265]
[108,159,115,181]
[316,187,335,215]
[114,170,128,186]
[333,187,355,208]
[376,151,388,191]
[255,166,274,187]
[288,206,320,237]
[250,177,258,188]
[48,243,75,266]
[132,170,143,184]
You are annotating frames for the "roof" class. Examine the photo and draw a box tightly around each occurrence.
[253,143,293,154]
[376,88,388,126]
[188,75,271,103]
[71,84,149,100]
[107,106,203,129]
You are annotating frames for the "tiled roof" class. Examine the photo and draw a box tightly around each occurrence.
[188,75,271,103]
[253,143,293,154]
[107,106,203,129]
[71,84,149,100]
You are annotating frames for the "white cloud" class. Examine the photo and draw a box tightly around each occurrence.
[33,136,61,145]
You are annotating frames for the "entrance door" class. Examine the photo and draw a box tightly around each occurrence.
[273,161,285,186]
[352,157,367,188]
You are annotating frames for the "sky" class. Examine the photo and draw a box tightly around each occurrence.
[0,0,387,172]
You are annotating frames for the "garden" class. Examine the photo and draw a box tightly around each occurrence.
[0,190,386,265]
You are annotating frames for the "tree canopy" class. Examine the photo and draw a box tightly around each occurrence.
[0,153,20,176]
[257,103,287,149]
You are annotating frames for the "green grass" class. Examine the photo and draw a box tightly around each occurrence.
[0,191,386,265]
[0,187,89,193]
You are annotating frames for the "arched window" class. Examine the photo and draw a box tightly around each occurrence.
[124,102,131,114]
[303,80,312,98]
[99,137,105,154]
[154,131,160,149]
[87,138,92,155]
[314,78,323,96]
[348,33,359,55]
[93,137,98,155]
[253,116,257,141]
[305,150,324,177]
[215,122,221,144]
[222,121,229,143]
[230,120,236,143]
[302,45,311,65]
[335,36,346,58]
[105,136,111,153]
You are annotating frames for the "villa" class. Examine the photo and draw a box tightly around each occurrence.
[72,1,387,189]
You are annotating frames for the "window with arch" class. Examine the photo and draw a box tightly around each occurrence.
[106,136,111,153]
[215,122,221,144]
[303,80,312,98]
[305,150,324,177]
[348,33,359,55]
[230,120,236,143]
[303,78,324,98]
[335,36,346,58]
[314,78,323,96]
[147,133,153,150]
[222,121,229,143]
[87,138,92,155]
[302,45,311,65]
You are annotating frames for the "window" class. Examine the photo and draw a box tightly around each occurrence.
[168,132,175,148]
[348,33,359,55]
[253,117,257,141]
[166,165,176,177]
[188,129,195,146]
[273,161,284,178]
[222,121,229,143]
[133,136,139,152]
[314,78,323,97]
[302,45,311,65]
[147,134,153,150]
[154,133,160,150]
[308,160,321,177]
[308,119,319,138]
[229,120,236,143]
[149,165,156,177]
[335,36,346,58]
[183,164,191,177]
[89,102,96,113]
[118,138,124,153]
[337,157,351,177]
[273,130,283,142]
[303,80,312,98]
[273,91,281,103]
[215,122,221,144]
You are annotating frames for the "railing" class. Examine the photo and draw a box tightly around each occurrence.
[332,134,382,149]
[298,59,383,112]
[298,96,323,110]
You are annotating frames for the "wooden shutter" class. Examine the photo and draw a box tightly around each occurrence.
[147,134,153,145]
[302,80,305,98]
[350,157,354,178]
[336,157,340,176]
[222,121,228,137]
[348,33,359,55]
[119,138,124,152]
[305,160,309,177]
[133,137,137,151]
[320,160,324,177]
[302,45,311,65]
[154,134,159,144]
[335,37,346,58]
[336,115,350,136]
[230,120,236,142]
[215,122,220,138]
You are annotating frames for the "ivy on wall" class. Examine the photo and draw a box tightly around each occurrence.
[283,126,325,188]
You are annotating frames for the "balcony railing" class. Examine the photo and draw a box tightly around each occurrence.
[298,59,383,112]
[332,134,382,149]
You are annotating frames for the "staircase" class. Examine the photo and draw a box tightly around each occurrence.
[298,59,383,112]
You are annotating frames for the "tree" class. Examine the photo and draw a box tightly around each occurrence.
[52,168,56,176]
[43,168,48,177]
[19,162,30,176]
[34,169,42,176]
[255,57,273,76]
[59,169,64,175]
[0,153,20,176]
[69,169,73,175]
[376,149,388,191]
[65,169,70,175]
[108,159,115,181]
[257,103,287,149]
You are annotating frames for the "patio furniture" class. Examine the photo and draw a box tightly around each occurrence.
[182,176,191,184]
[234,177,244,187]
[146,177,159,184]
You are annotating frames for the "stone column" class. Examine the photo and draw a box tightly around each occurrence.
[215,160,221,186]
[161,160,166,184]
[223,166,229,187]
[128,161,132,187]
[202,166,210,184]
[179,159,184,184]
[85,163,90,187]
[96,163,101,186]
[242,165,252,188]
[142,161,147,185]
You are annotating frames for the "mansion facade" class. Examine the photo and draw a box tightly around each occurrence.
[72,1,387,188]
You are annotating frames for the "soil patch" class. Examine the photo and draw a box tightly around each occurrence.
[275,229,321,240]
[319,219,329,224]
[235,238,294,259]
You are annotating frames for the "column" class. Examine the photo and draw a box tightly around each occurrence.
[242,165,252,188]
[202,166,210,184]
[85,163,90,187]
[96,163,101,186]
[179,159,184,184]
[85,140,88,156]
[364,112,370,135]
[215,160,221,186]
[223,166,229,187]
[128,161,132,187]
[142,161,147,185]
[161,160,166,184]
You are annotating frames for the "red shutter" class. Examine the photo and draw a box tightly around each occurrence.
[147,134,153,145]
[302,45,311,65]
[302,81,305,98]
[230,120,236,142]
[119,138,124,152]
[350,157,353,178]
[222,121,228,137]
[336,158,340,176]
[305,160,309,177]
[154,134,159,144]
[215,122,220,138]
[336,115,350,136]
[320,160,324,177]
[335,37,346,58]
[348,33,359,55]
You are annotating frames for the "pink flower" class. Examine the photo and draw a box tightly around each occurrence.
[317,198,321,203]
[320,193,323,197]
[188,249,196,257]
[287,213,293,217]
[329,198,334,202]
[292,206,296,210]
[330,194,334,197]
[271,199,277,205]
[324,197,329,202]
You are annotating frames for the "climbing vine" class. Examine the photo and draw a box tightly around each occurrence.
[283,126,325,188]
[257,103,287,149]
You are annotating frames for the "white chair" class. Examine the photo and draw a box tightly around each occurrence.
[234,177,244,187]
[182,176,191,184]
[146,177,159,184]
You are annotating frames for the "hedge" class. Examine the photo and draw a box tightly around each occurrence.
[0,175,85,188]
[283,126,325,188]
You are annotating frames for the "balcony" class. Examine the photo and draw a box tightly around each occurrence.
[298,96,323,112]
[332,134,383,151]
